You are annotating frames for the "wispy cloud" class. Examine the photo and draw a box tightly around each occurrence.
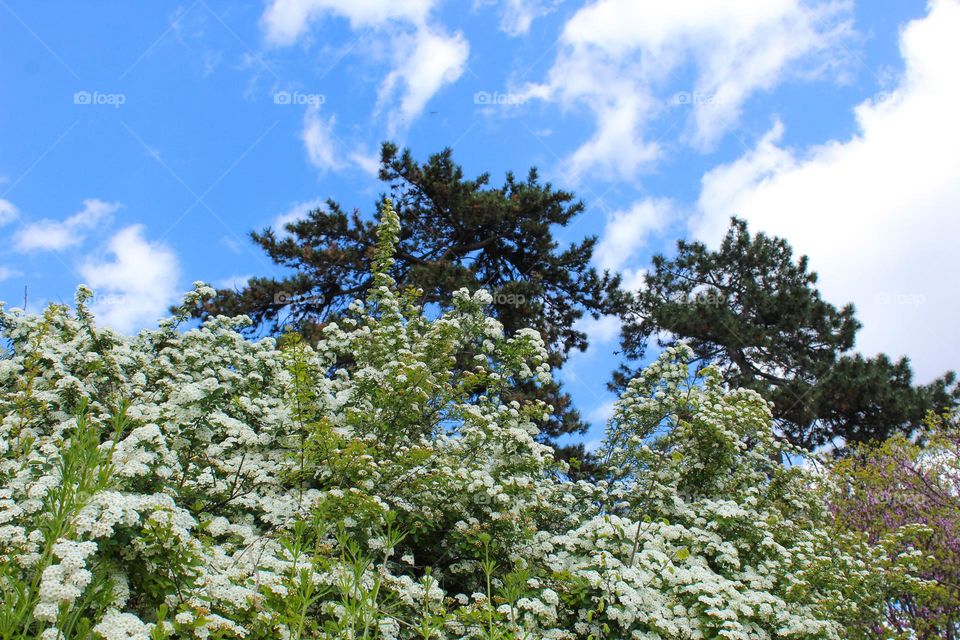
[0,266,22,283]
[301,106,343,172]
[261,0,436,43]
[594,199,673,272]
[475,0,559,36]
[377,26,469,136]
[14,199,120,253]
[0,199,19,226]
[262,0,468,137]
[524,0,855,181]
[272,197,326,237]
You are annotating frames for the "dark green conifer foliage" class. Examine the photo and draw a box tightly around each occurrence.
[191,143,621,448]
[616,217,957,449]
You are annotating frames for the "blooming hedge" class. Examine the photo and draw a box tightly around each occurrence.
[0,202,889,639]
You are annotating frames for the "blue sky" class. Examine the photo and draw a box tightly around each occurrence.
[2,0,958,447]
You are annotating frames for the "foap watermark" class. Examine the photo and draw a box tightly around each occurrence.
[683,290,728,306]
[874,291,926,307]
[77,292,128,307]
[474,91,526,107]
[273,91,325,107]
[673,91,718,107]
[624,290,728,323]
[74,91,126,108]
[491,292,526,307]
[471,491,495,506]
[273,291,325,307]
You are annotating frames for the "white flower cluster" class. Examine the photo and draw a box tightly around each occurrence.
[0,205,885,638]
[92,610,156,640]
[34,540,98,622]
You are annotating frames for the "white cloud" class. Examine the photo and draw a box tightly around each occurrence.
[594,199,673,272]
[215,274,252,291]
[272,198,326,237]
[0,199,18,226]
[220,235,245,254]
[588,399,617,425]
[574,314,622,345]
[301,106,343,172]
[300,106,380,174]
[79,225,181,334]
[524,0,853,181]
[348,149,381,176]
[14,199,120,253]
[593,198,674,294]
[261,0,435,44]
[690,0,960,381]
[582,437,604,452]
[475,0,559,36]
[262,0,467,135]
[0,266,21,282]
[617,267,648,295]
[377,26,469,135]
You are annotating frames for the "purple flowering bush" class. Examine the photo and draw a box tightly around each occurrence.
[830,413,960,639]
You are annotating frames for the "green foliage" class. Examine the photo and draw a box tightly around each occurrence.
[617,216,957,449]
[190,143,621,446]
[0,201,897,639]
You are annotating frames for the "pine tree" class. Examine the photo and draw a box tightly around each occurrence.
[191,142,621,447]
[615,217,957,449]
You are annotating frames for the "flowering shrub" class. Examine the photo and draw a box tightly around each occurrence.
[0,201,887,639]
[830,413,960,639]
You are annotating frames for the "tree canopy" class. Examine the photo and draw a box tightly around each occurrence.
[616,217,957,449]
[192,143,620,446]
